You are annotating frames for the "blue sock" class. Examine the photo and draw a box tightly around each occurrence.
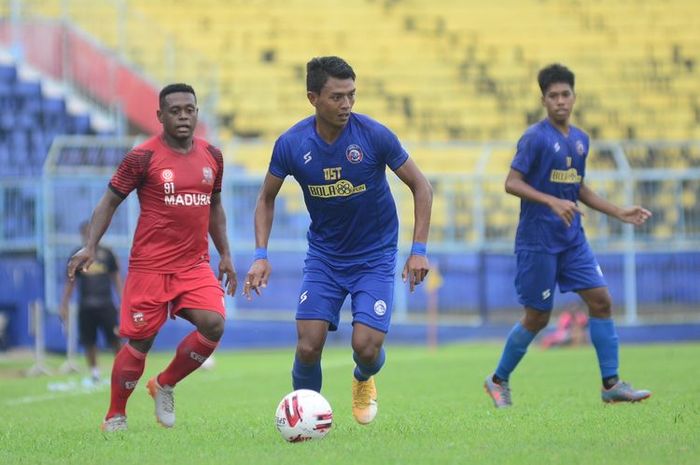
[494,322,537,381]
[353,347,386,381]
[292,355,322,392]
[589,317,619,379]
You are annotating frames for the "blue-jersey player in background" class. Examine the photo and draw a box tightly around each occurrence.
[484,64,653,408]
[243,56,433,424]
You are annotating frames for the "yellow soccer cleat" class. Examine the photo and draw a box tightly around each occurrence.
[352,376,378,425]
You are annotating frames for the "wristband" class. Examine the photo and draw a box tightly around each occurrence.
[254,247,268,260]
[410,242,427,256]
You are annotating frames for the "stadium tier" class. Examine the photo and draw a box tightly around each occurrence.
[8,0,697,241]
[0,60,100,177]
[17,0,700,156]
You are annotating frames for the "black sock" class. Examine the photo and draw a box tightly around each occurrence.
[603,375,619,389]
[492,374,506,385]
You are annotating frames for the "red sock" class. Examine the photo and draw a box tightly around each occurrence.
[157,331,218,387]
[106,343,147,420]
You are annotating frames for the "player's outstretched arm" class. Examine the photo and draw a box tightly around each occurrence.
[243,173,284,300]
[209,192,237,296]
[578,182,652,226]
[506,168,582,227]
[67,189,123,281]
[394,159,433,292]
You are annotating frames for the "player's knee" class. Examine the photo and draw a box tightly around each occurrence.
[588,298,612,318]
[296,341,323,364]
[351,342,381,364]
[129,337,155,354]
[522,311,550,333]
[200,316,225,342]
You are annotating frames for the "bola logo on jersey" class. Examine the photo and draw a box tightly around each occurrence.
[346,144,363,164]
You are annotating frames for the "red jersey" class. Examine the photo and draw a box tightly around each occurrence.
[109,134,224,272]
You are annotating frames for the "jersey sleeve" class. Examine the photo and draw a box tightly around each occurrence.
[108,149,153,198]
[511,131,540,175]
[580,133,590,179]
[206,144,225,193]
[377,125,409,171]
[268,137,291,179]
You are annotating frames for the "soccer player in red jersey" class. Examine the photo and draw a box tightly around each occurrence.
[67,84,237,432]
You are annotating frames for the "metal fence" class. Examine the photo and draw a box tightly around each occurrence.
[1,137,699,324]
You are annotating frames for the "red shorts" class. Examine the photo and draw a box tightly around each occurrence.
[120,263,225,339]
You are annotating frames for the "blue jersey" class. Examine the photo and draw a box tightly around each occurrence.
[511,119,589,253]
[269,113,409,262]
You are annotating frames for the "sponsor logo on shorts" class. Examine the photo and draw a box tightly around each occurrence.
[132,311,146,327]
[596,264,603,276]
[299,290,308,304]
[374,300,387,316]
[542,289,551,300]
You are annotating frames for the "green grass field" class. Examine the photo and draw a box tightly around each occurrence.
[1,342,698,465]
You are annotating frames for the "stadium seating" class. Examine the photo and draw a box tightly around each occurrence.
[0,60,108,178]
[0,56,114,252]
[7,0,699,244]
[22,0,696,151]
[17,0,697,242]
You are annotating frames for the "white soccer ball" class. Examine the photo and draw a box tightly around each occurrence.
[275,389,333,442]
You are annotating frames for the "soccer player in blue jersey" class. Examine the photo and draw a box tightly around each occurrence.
[243,56,433,424]
[484,64,653,408]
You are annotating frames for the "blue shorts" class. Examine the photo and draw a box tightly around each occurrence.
[515,241,607,312]
[296,256,396,333]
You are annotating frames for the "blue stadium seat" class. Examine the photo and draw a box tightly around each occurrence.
[29,131,47,172]
[42,97,67,132]
[0,84,16,130]
[0,64,17,84]
[68,113,91,134]
[14,80,41,99]
[0,144,11,176]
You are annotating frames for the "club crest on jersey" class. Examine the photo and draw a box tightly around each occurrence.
[576,140,585,156]
[346,144,363,163]
[161,169,174,182]
[202,166,214,185]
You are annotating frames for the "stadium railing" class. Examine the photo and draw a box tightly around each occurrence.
[1,138,699,325]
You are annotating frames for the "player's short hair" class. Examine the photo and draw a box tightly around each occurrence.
[159,83,196,108]
[306,56,356,94]
[537,64,575,95]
